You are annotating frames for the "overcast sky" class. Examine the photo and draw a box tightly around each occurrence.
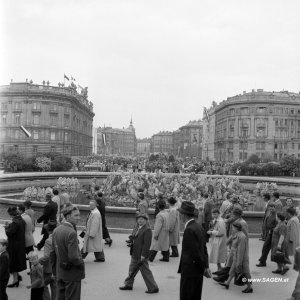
[1,0,300,138]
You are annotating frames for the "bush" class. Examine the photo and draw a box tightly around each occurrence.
[51,156,72,171]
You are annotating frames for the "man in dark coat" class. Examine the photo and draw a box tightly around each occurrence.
[120,213,159,294]
[203,193,214,242]
[51,204,85,300]
[94,191,112,246]
[257,202,277,267]
[36,194,58,250]
[178,201,211,300]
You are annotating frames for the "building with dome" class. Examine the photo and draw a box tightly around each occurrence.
[0,81,94,156]
[202,89,300,162]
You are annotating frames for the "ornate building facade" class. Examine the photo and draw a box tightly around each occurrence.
[203,89,300,162]
[96,120,137,156]
[0,81,94,156]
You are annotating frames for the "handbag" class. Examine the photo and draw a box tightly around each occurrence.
[273,250,285,264]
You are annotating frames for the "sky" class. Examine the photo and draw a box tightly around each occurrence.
[1,0,300,138]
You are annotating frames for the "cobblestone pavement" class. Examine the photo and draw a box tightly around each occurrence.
[0,225,296,300]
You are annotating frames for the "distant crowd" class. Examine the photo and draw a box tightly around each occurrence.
[75,155,235,175]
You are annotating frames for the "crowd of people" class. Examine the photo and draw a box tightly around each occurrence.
[74,155,235,175]
[1,185,300,300]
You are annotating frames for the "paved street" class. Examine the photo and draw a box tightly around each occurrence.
[0,225,296,300]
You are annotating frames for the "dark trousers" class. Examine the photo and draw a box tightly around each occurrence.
[124,258,158,291]
[57,279,81,300]
[0,279,9,300]
[81,249,105,261]
[37,232,49,250]
[259,231,272,264]
[180,275,204,300]
[149,250,169,262]
[31,287,44,300]
[170,246,179,257]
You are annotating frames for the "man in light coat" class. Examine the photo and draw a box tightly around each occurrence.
[149,199,170,262]
[81,200,104,262]
[287,207,300,258]
[168,196,180,257]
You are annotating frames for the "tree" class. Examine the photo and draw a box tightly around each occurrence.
[246,154,260,165]
[280,155,300,176]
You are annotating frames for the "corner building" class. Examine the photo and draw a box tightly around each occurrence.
[206,89,300,162]
[0,82,94,156]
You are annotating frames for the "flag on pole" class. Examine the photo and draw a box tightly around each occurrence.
[20,125,31,137]
[102,133,107,146]
[64,74,69,81]
[204,107,209,120]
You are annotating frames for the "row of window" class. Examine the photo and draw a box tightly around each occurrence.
[218,142,300,151]
[1,102,71,113]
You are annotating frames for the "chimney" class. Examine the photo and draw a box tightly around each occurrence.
[252,89,255,93]
[243,91,246,94]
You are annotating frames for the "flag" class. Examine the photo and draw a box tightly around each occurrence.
[64,74,69,81]
[20,125,31,137]
[102,133,107,146]
[71,76,76,81]
[193,134,197,144]
[204,107,209,120]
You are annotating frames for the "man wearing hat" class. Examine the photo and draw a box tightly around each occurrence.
[219,221,253,293]
[39,220,57,300]
[120,213,159,294]
[36,193,58,251]
[168,196,180,257]
[178,201,211,300]
[51,204,85,300]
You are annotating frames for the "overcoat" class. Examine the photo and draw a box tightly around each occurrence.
[168,207,180,246]
[5,215,27,273]
[209,217,227,264]
[229,231,250,277]
[51,222,85,282]
[83,208,104,253]
[150,210,169,251]
[287,216,300,256]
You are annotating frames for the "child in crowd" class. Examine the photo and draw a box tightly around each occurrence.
[0,239,10,300]
[27,251,44,300]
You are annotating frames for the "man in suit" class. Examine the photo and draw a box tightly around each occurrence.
[51,204,85,300]
[119,213,159,294]
[178,201,211,300]
[257,202,277,267]
[36,193,58,250]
